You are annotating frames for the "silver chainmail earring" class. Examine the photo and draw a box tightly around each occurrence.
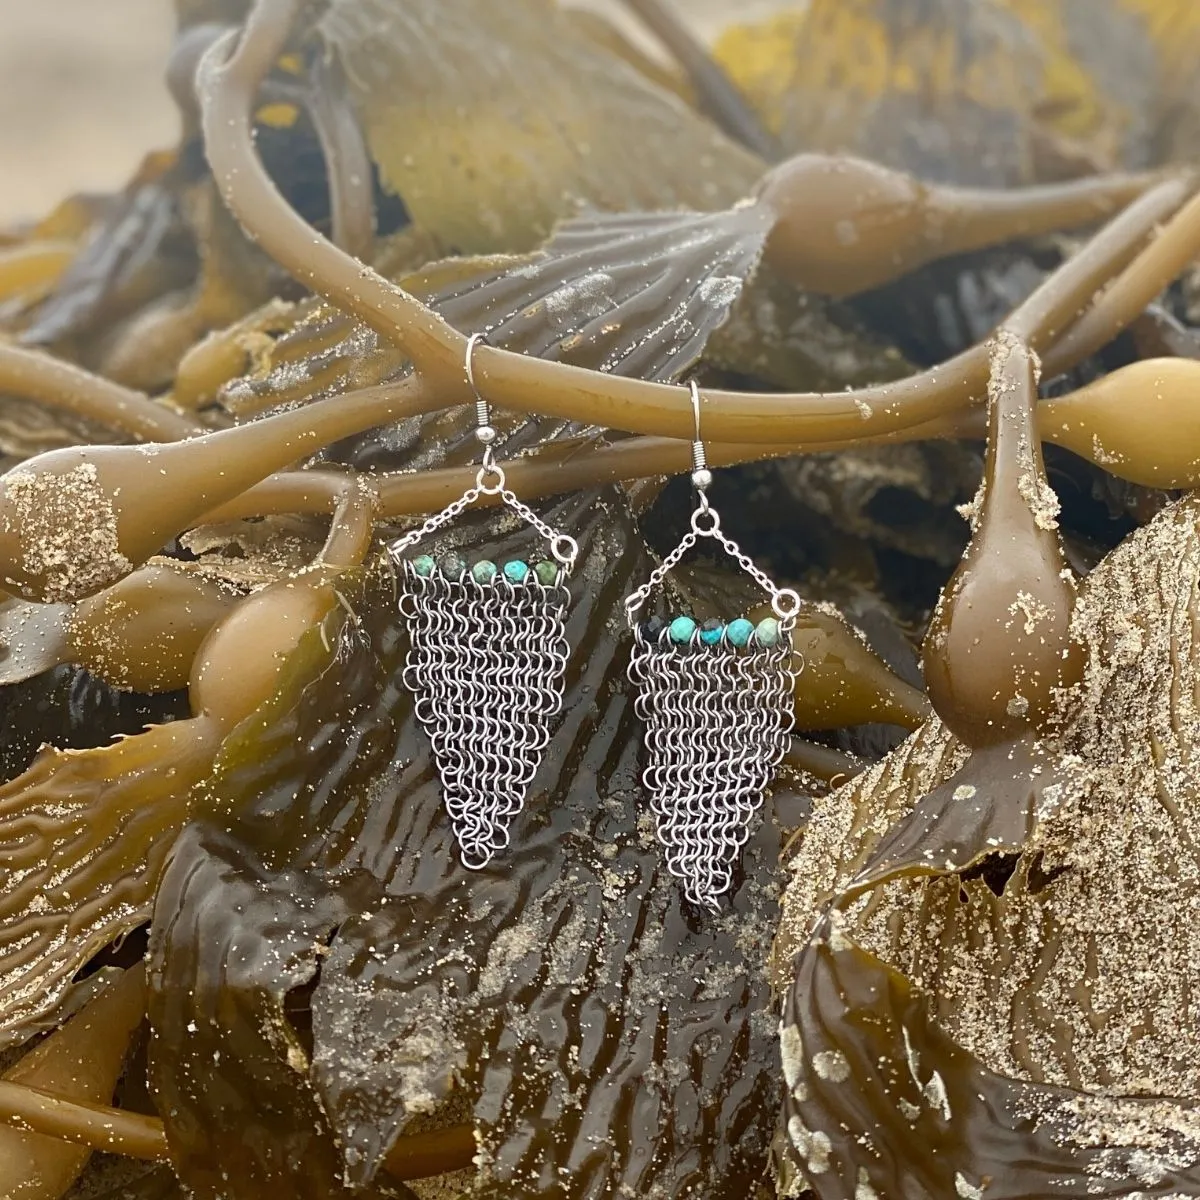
[388,334,579,870]
[624,381,801,908]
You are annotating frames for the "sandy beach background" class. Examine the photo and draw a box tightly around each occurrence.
[0,1,787,226]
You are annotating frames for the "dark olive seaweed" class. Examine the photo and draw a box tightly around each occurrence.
[147,491,789,1197]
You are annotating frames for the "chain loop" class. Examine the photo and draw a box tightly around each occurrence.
[390,335,577,571]
[388,487,481,560]
[772,588,802,621]
[624,529,699,621]
[551,534,580,568]
[475,449,506,494]
[626,501,799,626]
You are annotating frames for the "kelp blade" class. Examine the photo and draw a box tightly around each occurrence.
[148,494,789,1198]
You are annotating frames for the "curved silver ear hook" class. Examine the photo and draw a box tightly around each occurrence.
[689,379,713,510]
[464,332,497,448]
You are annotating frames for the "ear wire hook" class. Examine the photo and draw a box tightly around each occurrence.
[689,379,713,513]
[465,331,497,448]
[465,332,503,489]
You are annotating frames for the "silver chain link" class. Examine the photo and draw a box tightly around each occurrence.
[624,500,801,628]
[399,559,571,869]
[388,457,579,571]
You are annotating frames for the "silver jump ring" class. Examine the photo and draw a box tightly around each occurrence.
[691,506,720,535]
[476,447,506,494]
[772,587,802,620]
[476,466,505,495]
[551,534,579,568]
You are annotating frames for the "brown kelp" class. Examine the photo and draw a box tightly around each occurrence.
[3,1,1200,1197]
[776,493,1200,1195]
[145,494,793,1196]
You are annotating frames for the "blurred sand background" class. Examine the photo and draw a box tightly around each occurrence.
[0,1,787,226]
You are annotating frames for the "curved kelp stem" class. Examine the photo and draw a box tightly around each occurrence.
[198,7,464,395]
[2,179,1190,606]
[0,375,425,602]
[1048,185,1200,368]
[0,344,203,442]
[8,324,1200,610]
[197,0,1197,446]
[196,354,1200,532]
[303,50,376,261]
[314,475,378,569]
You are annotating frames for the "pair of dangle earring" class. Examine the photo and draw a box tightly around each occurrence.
[624,382,800,909]
[389,343,795,903]
[388,334,578,870]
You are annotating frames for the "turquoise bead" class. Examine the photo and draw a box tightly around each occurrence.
[412,554,435,578]
[700,618,724,646]
[504,560,529,583]
[535,560,558,586]
[727,618,754,648]
[439,551,466,580]
[669,616,697,645]
[472,559,497,583]
[755,617,781,647]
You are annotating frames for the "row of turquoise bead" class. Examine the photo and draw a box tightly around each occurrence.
[663,615,781,648]
[410,552,778,647]
[411,553,558,586]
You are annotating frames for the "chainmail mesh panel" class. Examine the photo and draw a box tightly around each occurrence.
[399,560,571,869]
[629,631,794,907]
